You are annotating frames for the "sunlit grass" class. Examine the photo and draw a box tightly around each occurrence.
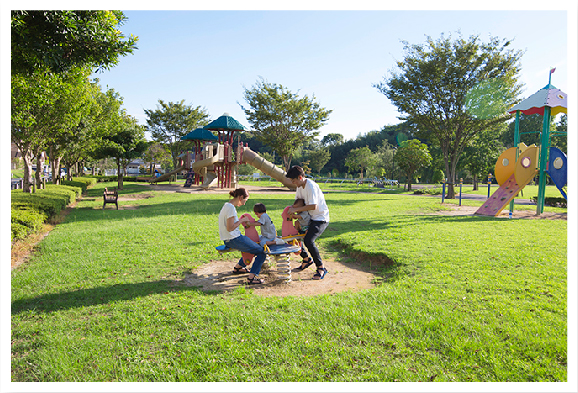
[11,182,567,382]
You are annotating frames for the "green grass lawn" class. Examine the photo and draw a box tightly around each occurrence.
[10,182,567,382]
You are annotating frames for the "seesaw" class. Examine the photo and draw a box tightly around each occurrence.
[280,206,305,255]
[216,211,301,283]
[215,242,300,283]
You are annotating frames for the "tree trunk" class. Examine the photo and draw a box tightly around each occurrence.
[406,172,412,191]
[117,162,124,190]
[22,150,34,193]
[473,174,479,191]
[35,152,44,189]
[283,155,291,172]
[66,164,73,181]
[50,147,62,185]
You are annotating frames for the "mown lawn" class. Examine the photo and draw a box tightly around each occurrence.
[10,182,567,382]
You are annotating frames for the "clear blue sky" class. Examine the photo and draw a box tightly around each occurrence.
[92,6,574,142]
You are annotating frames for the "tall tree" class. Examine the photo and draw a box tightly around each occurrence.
[461,124,505,190]
[142,142,172,175]
[11,10,138,75]
[395,139,432,191]
[374,33,523,198]
[11,70,57,192]
[307,146,331,175]
[345,146,377,181]
[321,133,344,147]
[375,140,398,180]
[144,100,210,170]
[241,78,332,171]
[11,66,94,190]
[96,114,147,189]
[500,113,550,148]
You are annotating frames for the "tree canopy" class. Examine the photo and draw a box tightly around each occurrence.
[374,32,523,197]
[11,10,138,75]
[144,100,210,170]
[241,78,332,171]
[395,139,432,191]
[345,146,377,181]
[96,114,147,189]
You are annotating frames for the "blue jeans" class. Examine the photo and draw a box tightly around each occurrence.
[224,235,266,275]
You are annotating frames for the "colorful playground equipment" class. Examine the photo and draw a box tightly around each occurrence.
[215,210,301,284]
[475,71,567,216]
[215,205,308,284]
[148,113,297,191]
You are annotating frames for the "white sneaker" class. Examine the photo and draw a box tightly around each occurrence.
[275,238,286,245]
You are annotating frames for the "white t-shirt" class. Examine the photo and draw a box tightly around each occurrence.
[295,179,330,222]
[219,202,241,241]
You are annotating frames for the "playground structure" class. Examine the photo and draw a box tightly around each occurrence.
[148,113,297,191]
[476,71,567,216]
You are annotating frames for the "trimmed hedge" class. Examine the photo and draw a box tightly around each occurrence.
[414,187,443,195]
[83,175,149,183]
[62,177,97,193]
[11,184,83,243]
[11,208,47,242]
[531,196,567,208]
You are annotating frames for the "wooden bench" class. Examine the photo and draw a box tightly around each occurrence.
[103,187,118,210]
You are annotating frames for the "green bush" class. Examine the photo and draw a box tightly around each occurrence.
[11,208,47,242]
[531,196,567,208]
[11,223,29,242]
[62,177,97,193]
[414,187,443,195]
[11,184,82,244]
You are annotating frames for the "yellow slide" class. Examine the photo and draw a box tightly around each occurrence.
[475,143,539,216]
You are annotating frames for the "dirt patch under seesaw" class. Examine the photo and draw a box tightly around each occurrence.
[173,255,388,298]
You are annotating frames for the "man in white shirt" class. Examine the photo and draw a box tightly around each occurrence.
[286,166,329,280]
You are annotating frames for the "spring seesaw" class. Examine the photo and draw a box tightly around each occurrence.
[215,238,301,283]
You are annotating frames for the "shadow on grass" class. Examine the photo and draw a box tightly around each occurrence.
[320,213,499,242]
[318,213,499,281]
[11,280,206,315]
[68,192,398,225]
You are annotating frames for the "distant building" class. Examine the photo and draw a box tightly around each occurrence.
[11,143,22,169]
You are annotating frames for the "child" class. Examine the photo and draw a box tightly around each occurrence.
[288,198,310,234]
[244,203,282,247]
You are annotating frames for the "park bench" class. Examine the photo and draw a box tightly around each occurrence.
[103,187,118,210]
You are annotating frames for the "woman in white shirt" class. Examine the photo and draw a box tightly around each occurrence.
[218,188,266,285]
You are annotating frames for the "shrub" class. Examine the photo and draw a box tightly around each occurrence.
[62,177,97,193]
[11,208,47,242]
[11,184,82,244]
[531,196,567,208]
[414,187,443,195]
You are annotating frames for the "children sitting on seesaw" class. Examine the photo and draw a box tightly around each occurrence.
[287,198,310,234]
[243,203,286,246]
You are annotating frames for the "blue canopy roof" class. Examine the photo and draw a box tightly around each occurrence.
[180,128,218,141]
[204,113,246,131]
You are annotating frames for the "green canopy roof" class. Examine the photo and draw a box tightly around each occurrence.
[204,113,246,131]
[180,128,218,141]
